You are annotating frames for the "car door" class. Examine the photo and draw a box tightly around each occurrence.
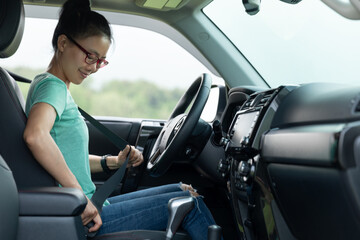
[87,115,163,195]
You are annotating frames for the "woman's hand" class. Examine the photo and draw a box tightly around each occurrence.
[90,146,144,173]
[181,183,200,197]
[82,197,102,232]
[116,145,144,168]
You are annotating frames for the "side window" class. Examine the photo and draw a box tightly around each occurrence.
[201,87,220,122]
[1,18,224,120]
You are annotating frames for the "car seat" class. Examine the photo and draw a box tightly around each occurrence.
[0,0,55,189]
[0,155,19,240]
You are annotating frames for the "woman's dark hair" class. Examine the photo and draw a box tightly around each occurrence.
[52,0,112,50]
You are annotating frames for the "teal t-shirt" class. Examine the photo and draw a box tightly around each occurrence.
[25,72,96,199]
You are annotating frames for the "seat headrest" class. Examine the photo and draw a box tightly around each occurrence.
[0,0,25,58]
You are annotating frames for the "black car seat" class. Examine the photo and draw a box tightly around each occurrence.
[0,0,56,189]
[0,1,191,239]
[0,155,19,240]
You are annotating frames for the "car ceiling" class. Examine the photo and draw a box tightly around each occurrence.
[23,0,212,17]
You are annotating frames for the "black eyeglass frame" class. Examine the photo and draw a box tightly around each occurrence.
[66,35,109,68]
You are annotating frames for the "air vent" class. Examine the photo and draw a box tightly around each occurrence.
[355,100,360,112]
[241,89,277,111]
[256,92,274,108]
[241,95,256,110]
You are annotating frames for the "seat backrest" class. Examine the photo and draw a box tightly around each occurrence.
[0,155,19,240]
[0,0,24,58]
[0,0,56,189]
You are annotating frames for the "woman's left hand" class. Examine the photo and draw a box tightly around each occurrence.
[116,145,144,168]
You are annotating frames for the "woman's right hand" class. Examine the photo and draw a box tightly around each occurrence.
[82,197,102,232]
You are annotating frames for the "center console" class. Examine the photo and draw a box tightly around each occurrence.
[218,85,296,239]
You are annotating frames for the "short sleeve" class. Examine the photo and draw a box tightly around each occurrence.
[31,79,67,119]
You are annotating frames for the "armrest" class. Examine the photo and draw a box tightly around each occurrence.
[19,187,87,216]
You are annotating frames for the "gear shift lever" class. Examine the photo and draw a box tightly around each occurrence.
[165,196,195,240]
[208,225,222,240]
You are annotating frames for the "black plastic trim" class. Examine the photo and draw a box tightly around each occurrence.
[262,124,343,167]
[19,187,87,216]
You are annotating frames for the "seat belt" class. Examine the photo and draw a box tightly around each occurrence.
[78,107,131,237]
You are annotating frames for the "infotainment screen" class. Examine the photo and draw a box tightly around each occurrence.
[229,111,259,147]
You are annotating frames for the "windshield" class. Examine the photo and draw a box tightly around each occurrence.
[204,0,360,87]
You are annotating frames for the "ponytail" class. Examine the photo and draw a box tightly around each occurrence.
[52,0,112,50]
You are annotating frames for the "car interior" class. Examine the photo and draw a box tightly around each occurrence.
[1,0,360,240]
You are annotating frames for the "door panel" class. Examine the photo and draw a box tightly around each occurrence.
[86,115,212,193]
[87,117,165,194]
[87,117,141,156]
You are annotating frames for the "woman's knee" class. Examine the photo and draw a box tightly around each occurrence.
[180,183,199,197]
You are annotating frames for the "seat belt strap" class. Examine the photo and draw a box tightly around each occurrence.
[78,107,128,151]
[78,107,130,212]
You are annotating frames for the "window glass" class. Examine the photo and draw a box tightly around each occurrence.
[204,0,360,87]
[1,17,224,119]
[201,87,219,122]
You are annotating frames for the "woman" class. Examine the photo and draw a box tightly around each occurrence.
[23,0,219,239]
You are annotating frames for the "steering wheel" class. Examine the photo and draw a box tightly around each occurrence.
[147,73,212,177]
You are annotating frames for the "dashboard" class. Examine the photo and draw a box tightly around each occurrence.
[215,86,296,239]
[210,83,360,239]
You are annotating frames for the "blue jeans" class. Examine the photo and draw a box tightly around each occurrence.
[97,183,219,240]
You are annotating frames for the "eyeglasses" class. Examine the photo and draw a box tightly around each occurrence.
[66,35,109,68]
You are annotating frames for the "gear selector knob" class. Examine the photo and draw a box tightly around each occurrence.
[208,225,222,240]
[165,196,195,240]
